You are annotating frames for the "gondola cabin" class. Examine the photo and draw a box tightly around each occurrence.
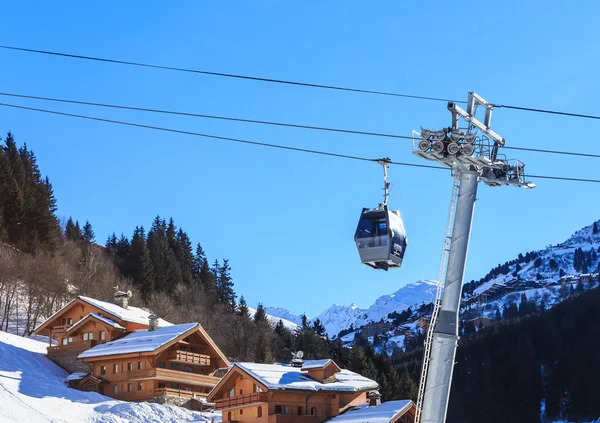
[354,205,407,270]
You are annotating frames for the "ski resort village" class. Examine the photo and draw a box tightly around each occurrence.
[2,3,600,423]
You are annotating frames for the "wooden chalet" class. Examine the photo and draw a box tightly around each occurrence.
[77,321,229,401]
[33,292,229,402]
[33,292,171,373]
[207,359,379,423]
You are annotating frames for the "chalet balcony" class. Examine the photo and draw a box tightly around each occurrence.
[127,368,221,388]
[47,340,97,356]
[267,416,320,423]
[214,392,269,410]
[154,388,207,399]
[167,350,211,366]
[50,324,71,336]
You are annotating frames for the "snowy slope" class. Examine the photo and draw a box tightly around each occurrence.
[472,220,600,297]
[0,331,217,423]
[247,307,299,331]
[263,307,304,326]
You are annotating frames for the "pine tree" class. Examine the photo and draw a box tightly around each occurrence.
[64,217,78,241]
[237,296,249,317]
[192,243,206,280]
[129,226,154,298]
[74,220,82,241]
[175,229,194,286]
[82,220,95,244]
[254,303,267,324]
[216,259,236,312]
[147,216,168,291]
[593,222,598,235]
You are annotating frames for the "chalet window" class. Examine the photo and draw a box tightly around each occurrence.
[227,412,231,421]
[113,364,119,374]
[158,383,166,389]
[67,318,73,325]
[83,332,94,341]
[68,337,73,343]
[185,387,192,392]
[298,407,303,416]
[62,338,68,345]
[127,383,132,392]
[184,366,192,373]
[137,361,143,370]
[100,366,106,376]
[311,407,316,416]
[138,383,143,391]
[171,384,180,389]
[100,331,106,341]
[275,405,288,415]
[229,387,235,398]
[158,361,166,368]
[239,389,243,395]
[257,406,262,418]
[170,363,179,371]
[127,362,133,371]
[113,385,119,394]
[240,409,243,415]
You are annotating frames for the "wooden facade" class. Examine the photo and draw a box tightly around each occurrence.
[79,325,228,401]
[33,294,229,402]
[207,362,375,423]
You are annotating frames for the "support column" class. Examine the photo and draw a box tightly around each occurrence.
[420,171,478,423]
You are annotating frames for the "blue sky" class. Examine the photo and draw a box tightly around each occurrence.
[1,1,599,317]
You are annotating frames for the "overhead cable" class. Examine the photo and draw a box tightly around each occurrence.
[1,102,598,183]
[1,92,599,159]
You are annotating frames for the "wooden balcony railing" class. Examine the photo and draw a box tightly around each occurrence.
[47,340,96,356]
[167,350,211,365]
[267,415,320,423]
[127,368,220,387]
[156,368,221,386]
[214,392,269,410]
[154,388,208,399]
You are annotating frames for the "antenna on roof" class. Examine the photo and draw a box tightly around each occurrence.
[290,351,304,367]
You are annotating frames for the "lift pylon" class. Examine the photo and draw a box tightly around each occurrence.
[412,92,535,423]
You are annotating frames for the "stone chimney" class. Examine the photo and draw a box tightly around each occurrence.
[367,390,382,407]
[113,291,130,309]
[148,314,159,331]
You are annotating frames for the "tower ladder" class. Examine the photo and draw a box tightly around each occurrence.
[415,173,460,423]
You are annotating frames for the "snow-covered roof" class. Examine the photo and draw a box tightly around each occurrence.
[66,313,125,334]
[78,296,172,327]
[232,362,378,393]
[301,359,335,371]
[78,323,198,359]
[64,372,87,381]
[327,400,414,423]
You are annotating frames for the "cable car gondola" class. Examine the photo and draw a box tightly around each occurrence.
[354,159,407,270]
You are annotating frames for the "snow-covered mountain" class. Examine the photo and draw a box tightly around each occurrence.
[264,280,438,337]
[265,220,600,339]
[247,307,299,331]
[0,331,218,423]
[263,307,304,326]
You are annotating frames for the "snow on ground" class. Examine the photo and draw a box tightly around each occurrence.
[0,331,218,423]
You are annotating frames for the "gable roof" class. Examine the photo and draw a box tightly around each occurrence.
[66,313,126,334]
[78,296,172,326]
[34,296,171,334]
[208,361,377,400]
[78,323,198,359]
[327,400,415,423]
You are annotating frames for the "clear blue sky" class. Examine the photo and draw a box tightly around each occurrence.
[1,1,599,317]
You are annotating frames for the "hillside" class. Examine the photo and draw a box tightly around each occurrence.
[0,331,218,423]
[266,220,600,343]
